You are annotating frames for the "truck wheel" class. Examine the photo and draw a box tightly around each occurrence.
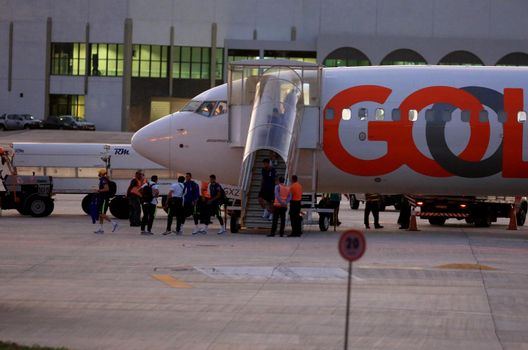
[517,205,526,226]
[230,214,240,233]
[109,196,129,220]
[319,214,330,231]
[428,217,446,226]
[349,195,360,210]
[26,196,54,217]
[474,211,492,227]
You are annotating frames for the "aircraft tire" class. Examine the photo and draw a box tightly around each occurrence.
[319,215,330,231]
[109,196,129,220]
[81,194,96,215]
[517,205,526,226]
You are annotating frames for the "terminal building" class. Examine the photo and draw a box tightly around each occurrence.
[1,0,527,131]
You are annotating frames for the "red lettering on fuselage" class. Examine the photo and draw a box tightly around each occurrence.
[322,85,527,178]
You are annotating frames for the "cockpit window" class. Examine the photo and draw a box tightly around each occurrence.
[212,101,227,116]
[181,100,202,112]
[197,101,217,117]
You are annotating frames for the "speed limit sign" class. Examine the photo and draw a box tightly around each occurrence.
[338,230,366,262]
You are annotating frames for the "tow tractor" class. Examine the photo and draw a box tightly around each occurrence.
[0,146,54,217]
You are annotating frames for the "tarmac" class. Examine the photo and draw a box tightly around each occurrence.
[1,130,528,349]
[0,194,528,350]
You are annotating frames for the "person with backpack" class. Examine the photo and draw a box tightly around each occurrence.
[140,175,159,235]
[127,170,145,227]
[183,172,201,234]
[93,169,118,234]
[163,175,186,235]
[207,174,227,234]
[268,176,291,237]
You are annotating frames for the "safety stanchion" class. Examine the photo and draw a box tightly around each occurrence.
[407,207,420,231]
[508,205,518,231]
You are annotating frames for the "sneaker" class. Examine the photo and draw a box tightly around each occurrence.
[162,230,172,235]
[192,226,200,235]
[217,227,226,235]
[93,229,104,234]
[140,231,149,235]
[112,222,119,232]
[262,209,269,218]
[200,226,208,234]
[147,231,154,235]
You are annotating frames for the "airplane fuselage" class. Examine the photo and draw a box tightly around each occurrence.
[132,65,528,196]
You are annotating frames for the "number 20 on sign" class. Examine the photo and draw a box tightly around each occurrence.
[339,230,366,262]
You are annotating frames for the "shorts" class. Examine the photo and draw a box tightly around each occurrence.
[98,197,110,215]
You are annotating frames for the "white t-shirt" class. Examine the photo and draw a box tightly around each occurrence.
[141,181,159,205]
[170,182,185,198]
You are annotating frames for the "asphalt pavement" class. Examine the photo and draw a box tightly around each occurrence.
[1,195,527,350]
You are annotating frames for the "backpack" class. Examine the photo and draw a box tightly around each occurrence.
[141,183,153,203]
[107,180,117,197]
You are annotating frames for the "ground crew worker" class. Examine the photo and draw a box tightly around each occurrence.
[364,193,383,229]
[268,176,291,237]
[289,175,303,237]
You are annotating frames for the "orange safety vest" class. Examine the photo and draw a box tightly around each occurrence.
[201,181,211,199]
[290,182,303,201]
[273,184,290,207]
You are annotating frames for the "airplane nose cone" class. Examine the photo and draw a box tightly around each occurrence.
[131,116,172,167]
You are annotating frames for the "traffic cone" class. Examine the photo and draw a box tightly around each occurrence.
[407,209,420,231]
[508,205,518,230]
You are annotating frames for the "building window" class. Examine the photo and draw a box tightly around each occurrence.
[263,50,317,63]
[132,45,168,78]
[173,46,223,80]
[49,94,85,117]
[381,49,427,65]
[438,51,483,66]
[51,43,86,76]
[90,44,124,76]
[227,49,260,63]
[323,47,371,67]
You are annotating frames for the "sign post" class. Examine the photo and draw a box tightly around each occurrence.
[338,230,366,350]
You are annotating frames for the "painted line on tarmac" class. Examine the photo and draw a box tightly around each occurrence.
[152,274,192,289]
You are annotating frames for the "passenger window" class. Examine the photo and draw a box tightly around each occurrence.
[408,109,418,122]
[425,110,435,122]
[461,110,470,123]
[197,101,216,117]
[325,108,334,120]
[498,111,507,123]
[341,108,351,120]
[479,110,488,122]
[358,108,368,121]
[375,108,384,120]
[517,111,527,123]
[212,101,227,116]
[391,109,400,121]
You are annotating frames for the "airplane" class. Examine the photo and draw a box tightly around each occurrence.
[131,61,528,198]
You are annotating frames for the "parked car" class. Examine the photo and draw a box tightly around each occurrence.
[20,114,43,129]
[43,115,96,131]
[0,113,25,131]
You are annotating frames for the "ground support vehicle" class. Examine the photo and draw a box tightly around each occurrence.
[0,146,54,217]
[414,195,527,227]
[348,193,402,211]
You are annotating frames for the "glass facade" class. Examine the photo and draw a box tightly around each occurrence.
[173,46,224,80]
[132,44,169,78]
[263,50,317,63]
[51,43,86,75]
[49,95,85,117]
[90,44,124,76]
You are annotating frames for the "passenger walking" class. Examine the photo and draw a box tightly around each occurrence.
[93,169,118,234]
[268,177,291,237]
[140,175,159,235]
[364,193,383,229]
[182,172,201,234]
[163,176,186,235]
[207,174,227,234]
[288,175,303,237]
[127,170,145,227]
[258,158,276,220]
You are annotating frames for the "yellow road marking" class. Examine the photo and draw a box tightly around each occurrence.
[436,263,497,271]
[152,274,192,289]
